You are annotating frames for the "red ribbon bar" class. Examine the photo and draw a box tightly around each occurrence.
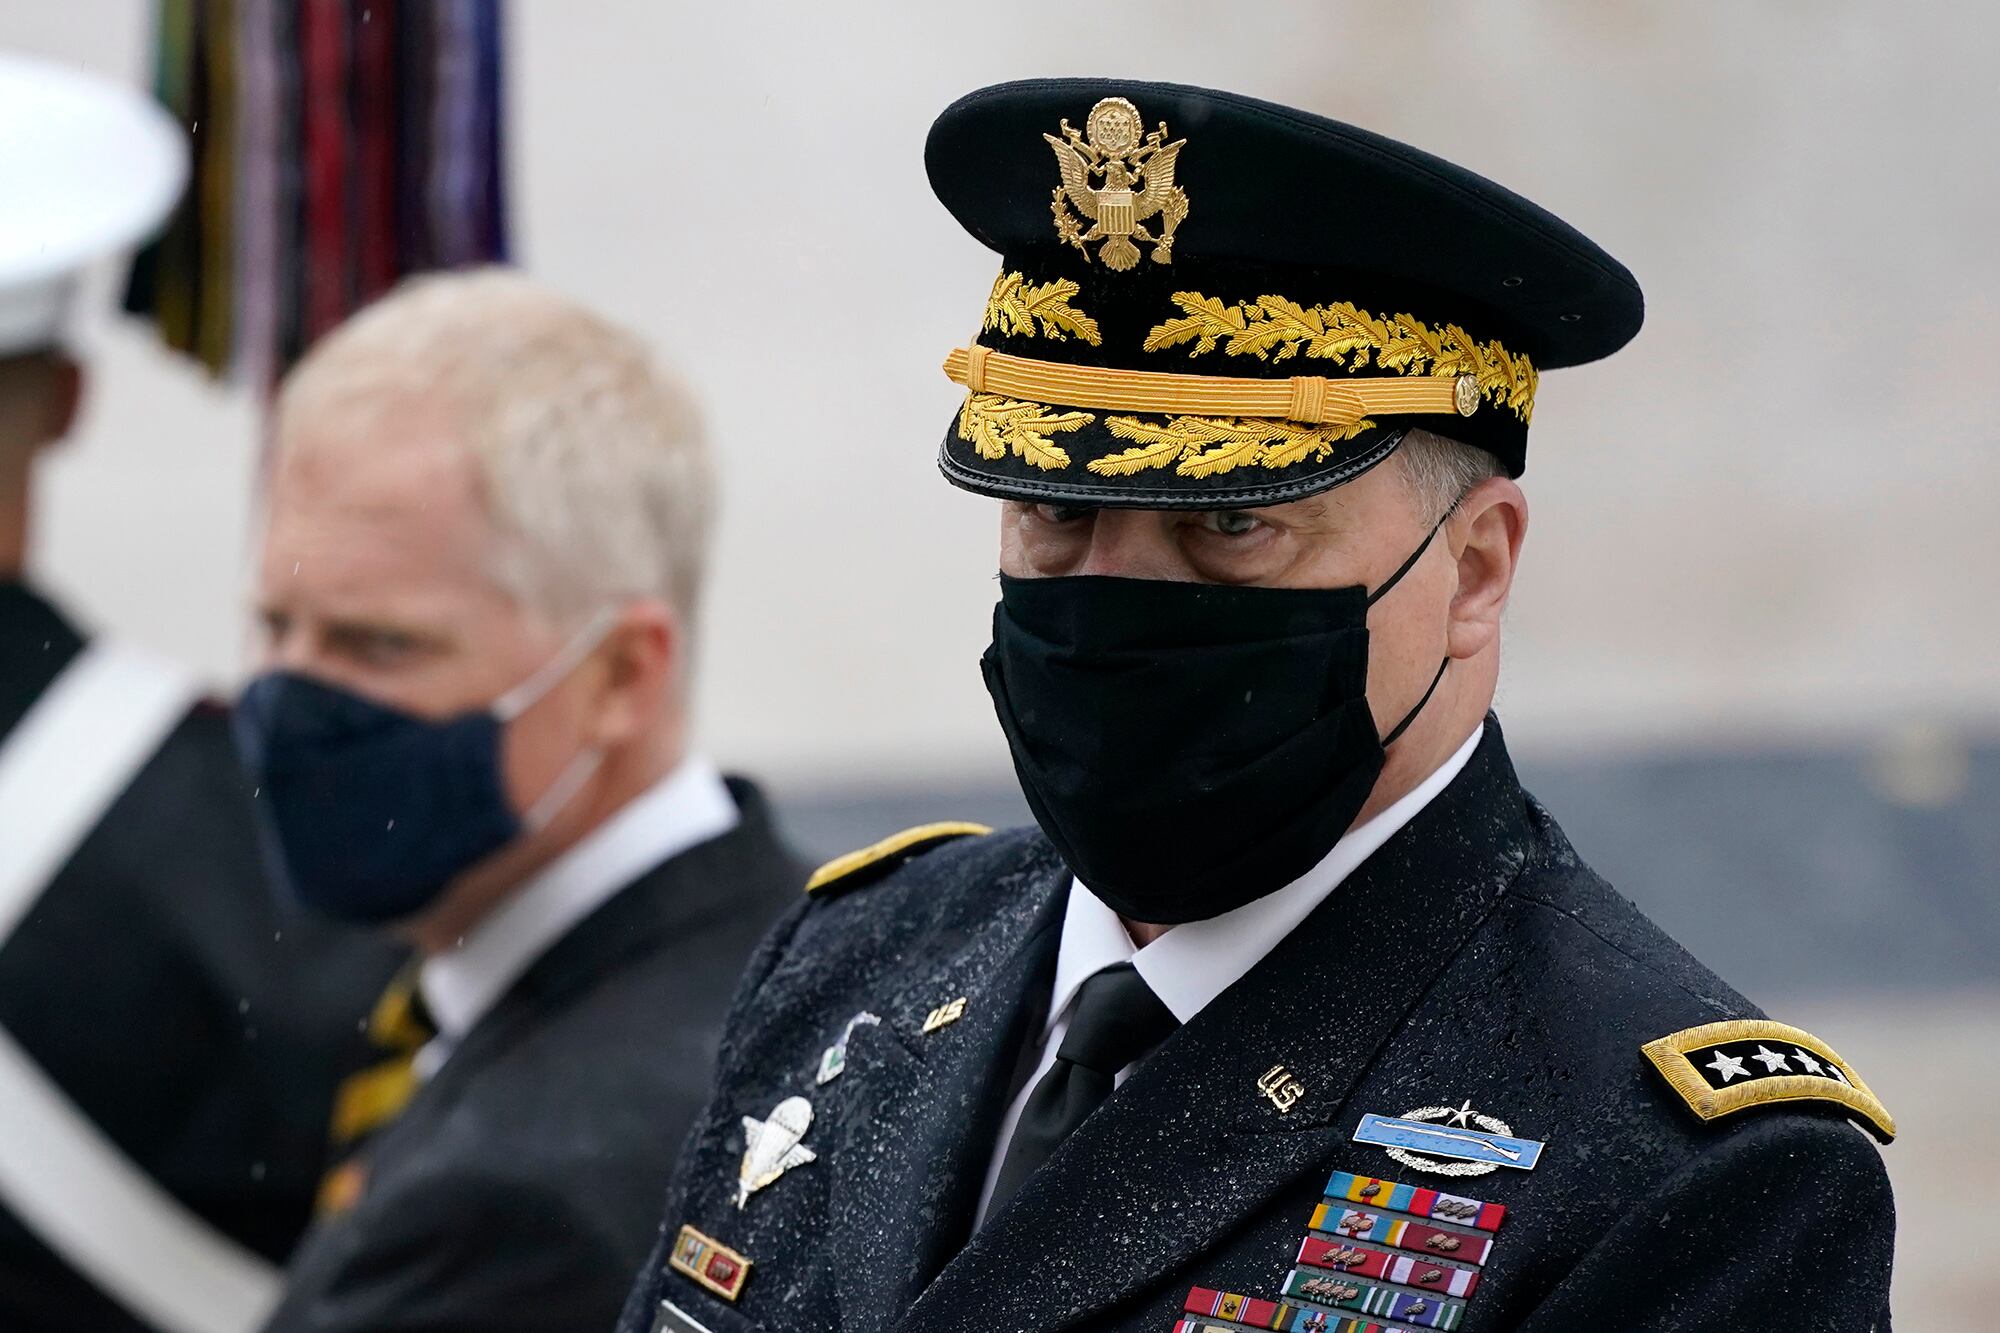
[1318,1205,1493,1266]
[1296,1235,1482,1300]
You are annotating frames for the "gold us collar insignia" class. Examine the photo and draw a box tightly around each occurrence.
[1044,97,1189,270]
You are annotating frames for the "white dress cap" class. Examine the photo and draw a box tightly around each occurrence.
[0,51,188,355]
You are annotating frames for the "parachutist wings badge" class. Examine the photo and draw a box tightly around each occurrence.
[1044,96,1189,270]
[737,1096,817,1209]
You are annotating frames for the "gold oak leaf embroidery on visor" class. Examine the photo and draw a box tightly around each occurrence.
[1088,413,1379,479]
[957,394,1096,470]
[1145,292,1538,424]
[983,271,1102,345]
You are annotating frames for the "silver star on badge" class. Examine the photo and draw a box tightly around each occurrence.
[1752,1045,1791,1073]
[1706,1050,1750,1083]
[1792,1047,1824,1076]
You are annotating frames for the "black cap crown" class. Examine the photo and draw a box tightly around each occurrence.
[927,78,1643,508]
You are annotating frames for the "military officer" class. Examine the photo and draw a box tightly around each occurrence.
[619,80,1896,1333]
[0,52,397,1333]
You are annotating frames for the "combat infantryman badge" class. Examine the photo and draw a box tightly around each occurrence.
[1352,1100,1546,1177]
[1043,97,1189,270]
[736,1096,817,1208]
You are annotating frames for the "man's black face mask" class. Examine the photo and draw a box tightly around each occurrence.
[981,521,1447,924]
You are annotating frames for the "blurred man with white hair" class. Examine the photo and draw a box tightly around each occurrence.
[0,51,396,1333]
[237,269,803,1333]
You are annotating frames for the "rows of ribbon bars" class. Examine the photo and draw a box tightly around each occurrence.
[1172,1171,1509,1332]
[123,0,511,388]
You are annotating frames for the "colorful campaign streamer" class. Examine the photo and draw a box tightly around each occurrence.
[124,0,511,389]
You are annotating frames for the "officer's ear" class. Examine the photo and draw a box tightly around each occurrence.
[585,600,681,747]
[1445,475,1526,662]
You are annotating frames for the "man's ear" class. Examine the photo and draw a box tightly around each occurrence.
[0,352,82,455]
[588,601,679,746]
[1445,476,1527,662]
[45,356,82,442]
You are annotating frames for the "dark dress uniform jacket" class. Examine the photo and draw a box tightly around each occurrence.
[264,781,805,1333]
[620,719,1894,1333]
[0,583,399,1331]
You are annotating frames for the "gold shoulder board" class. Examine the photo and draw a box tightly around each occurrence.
[804,822,993,898]
[1641,1018,1894,1144]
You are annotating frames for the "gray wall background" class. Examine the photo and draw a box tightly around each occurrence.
[4,3,1995,1323]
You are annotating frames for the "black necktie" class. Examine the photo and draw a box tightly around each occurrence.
[987,961,1178,1213]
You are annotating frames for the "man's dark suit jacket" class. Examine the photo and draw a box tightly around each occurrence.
[0,583,400,1331]
[619,719,1894,1333]
[263,779,804,1333]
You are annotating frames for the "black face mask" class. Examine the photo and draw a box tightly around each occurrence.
[980,525,1447,924]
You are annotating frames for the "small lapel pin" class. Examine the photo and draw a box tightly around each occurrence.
[815,1011,880,1085]
[315,1160,367,1216]
[737,1096,817,1208]
[920,996,967,1033]
[667,1224,752,1303]
[1256,1063,1305,1113]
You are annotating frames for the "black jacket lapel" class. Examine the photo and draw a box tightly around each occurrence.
[901,722,1533,1333]
[820,854,1067,1333]
[414,779,802,1108]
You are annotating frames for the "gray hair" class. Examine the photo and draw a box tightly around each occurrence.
[275,268,714,631]
[1394,426,1504,523]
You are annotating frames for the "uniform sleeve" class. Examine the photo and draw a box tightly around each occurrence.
[262,1166,634,1333]
[1519,1113,1895,1331]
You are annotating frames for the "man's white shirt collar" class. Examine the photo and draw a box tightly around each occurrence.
[417,755,739,1067]
[974,724,1486,1227]
[1046,723,1484,1032]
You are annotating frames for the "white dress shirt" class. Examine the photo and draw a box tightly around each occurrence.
[973,724,1483,1224]
[413,755,739,1078]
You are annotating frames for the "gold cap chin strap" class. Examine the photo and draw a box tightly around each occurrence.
[944,345,1481,428]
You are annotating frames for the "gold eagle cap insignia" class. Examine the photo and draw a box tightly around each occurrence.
[1044,97,1189,271]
